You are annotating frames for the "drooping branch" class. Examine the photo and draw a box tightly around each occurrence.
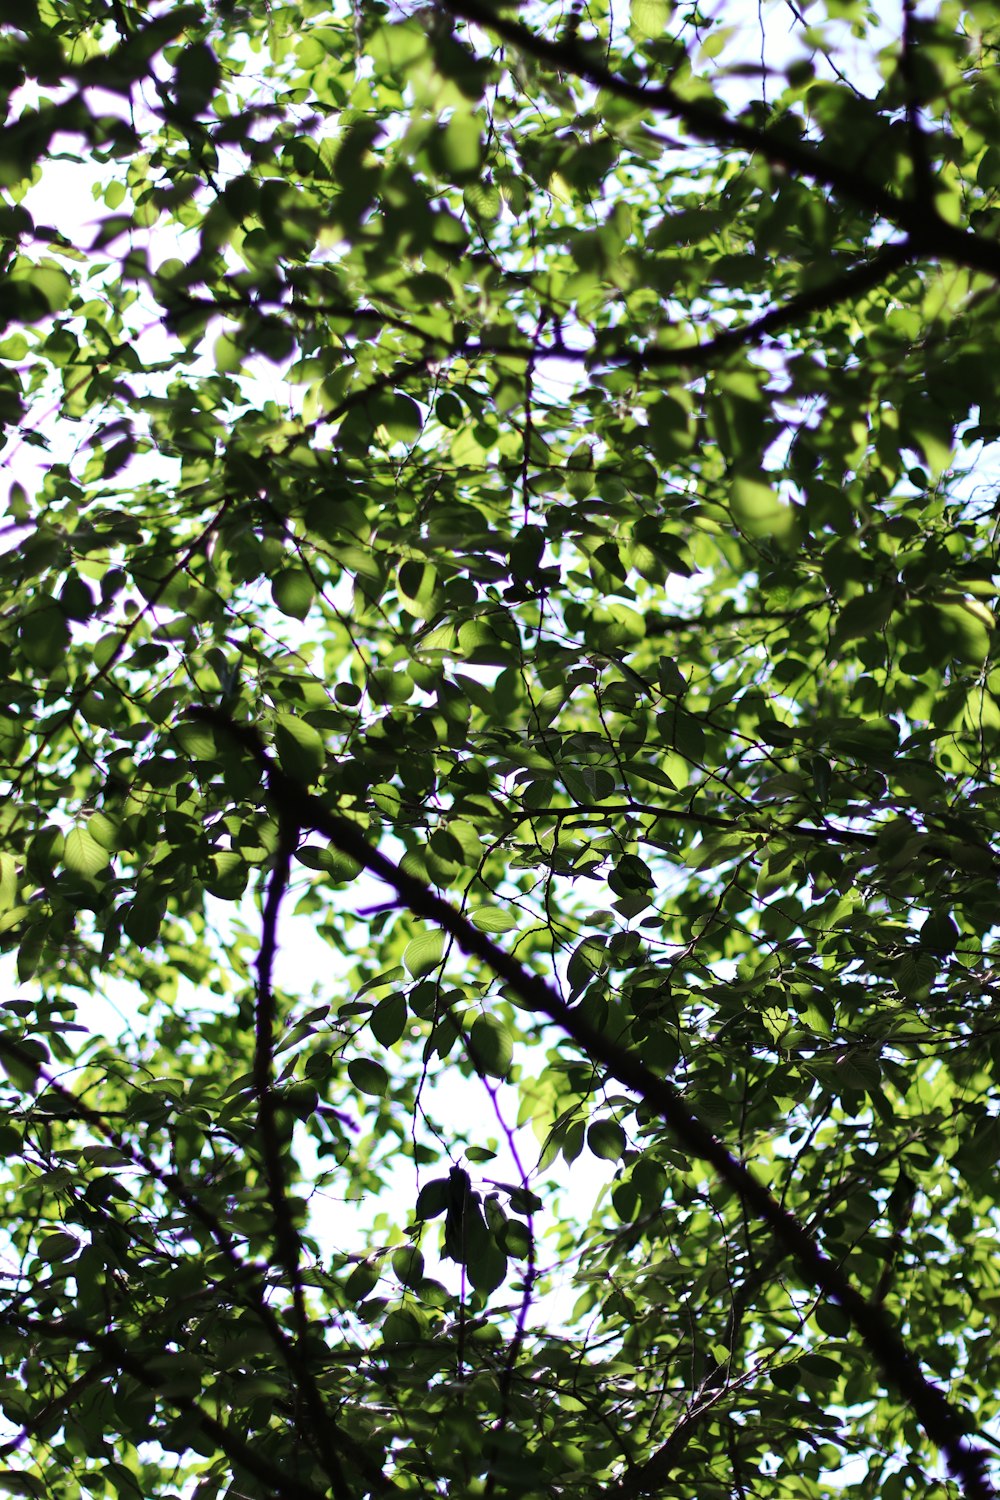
[193,706,995,1500]
[441,0,903,221]
[167,242,912,384]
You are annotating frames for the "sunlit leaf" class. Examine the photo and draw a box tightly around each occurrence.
[403,929,445,977]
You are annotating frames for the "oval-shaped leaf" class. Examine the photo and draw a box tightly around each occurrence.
[391,1245,424,1288]
[587,1119,627,1161]
[271,568,314,620]
[469,1015,513,1078]
[64,825,111,878]
[37,1231,80,1263]
[348,1057,389,1097]
[371,992,407,1047]
[470,907,517,933]
[273,712,325,784]
[403,929,445,978]
[414,1177,450,1221]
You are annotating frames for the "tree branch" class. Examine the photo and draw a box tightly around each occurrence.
[504,800,880,848]
[170,244,912,382]
[440,0,1000,284]
[193,706,995,1500]
[899,0,934,209]
[440,0,905,221]
[256,813,308,1341]
[254,816,354,1497]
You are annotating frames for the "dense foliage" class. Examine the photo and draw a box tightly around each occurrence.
[3,0,1000,1496]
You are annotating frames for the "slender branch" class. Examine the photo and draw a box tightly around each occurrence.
[481,1078,538,1499]
[168,245,911,381]
[502,799,880,848]
[253,820,356,1498]
[256,813,309,1344]
[193,707,995,1500]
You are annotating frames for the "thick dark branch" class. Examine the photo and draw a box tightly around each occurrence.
[472,245,910,369]
[194,707,994,1500]
[254,818,353,1496]
[441,0,1000,284]
[174,245,911,382]
[441,0,906,221]
[899,0,933,208]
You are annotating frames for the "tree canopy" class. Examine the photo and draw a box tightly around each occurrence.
[2,0,1000,1496]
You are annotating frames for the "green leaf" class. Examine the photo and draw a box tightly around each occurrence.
[587,1119,627,1161]
[10,261,72,316]
[928,599,993,664]
[468,1015,513,1078]
[271,568,315,620]
[834,591,897,645]
[102,1461,143,1500]
[630,0,669,38]
[397,560,440,618]
[37,1231,79,1262]
[466,1238,507,1294]
[19,604,69,671]
[371,992,407,1046]
[403,929,445,977]
[391,1245,424,1287]
[469,907,517,933]
[0,855,18,913]
[729,475,797,547]
[375,393,422,441]
[64,825,111,879]
[173,42,220,116]
[919,910,959,955]
[415,1178,450,1220]
[273,712,325,784]
[348,1057,390,1097]
[429,114,482,182]
[343,1260,380,1301]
